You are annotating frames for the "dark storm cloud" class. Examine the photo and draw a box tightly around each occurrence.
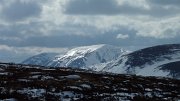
[18,31,180,50]
[1,0,41,21]
[148,6,180,17]
[0,23,133,47]
[149,0,180,6]
[64,0,180,17]
[64,0,120,15]
[64,0,145,15]
[1,23,178,49]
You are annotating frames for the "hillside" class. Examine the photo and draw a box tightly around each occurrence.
[22,53,58,66]
[0,63,180,101]
[23,44,127,69]
[101,44,180,79]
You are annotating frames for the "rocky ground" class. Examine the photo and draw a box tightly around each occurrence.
[0,63,180,101]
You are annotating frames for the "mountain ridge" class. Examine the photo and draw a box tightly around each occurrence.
[23,44,127,69]
[22,44,180,79]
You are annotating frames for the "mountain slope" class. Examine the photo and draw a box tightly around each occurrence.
[22,44,127,69]
[22,53,58,66]
[159,61,180,78]
[48,44,127,69]
[102,44,180,78]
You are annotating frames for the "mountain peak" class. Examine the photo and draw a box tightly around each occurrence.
[65,44,124,57]
[22,44,126,69]
[52,44,126,68]
[65,44,106,57]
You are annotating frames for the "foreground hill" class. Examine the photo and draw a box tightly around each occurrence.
[0,63,180,101]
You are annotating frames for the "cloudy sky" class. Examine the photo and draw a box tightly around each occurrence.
[0,0,180,62]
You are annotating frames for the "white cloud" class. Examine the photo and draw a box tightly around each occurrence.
[133,16,180,38]
[116,34,129,39]
[71,14,180,39]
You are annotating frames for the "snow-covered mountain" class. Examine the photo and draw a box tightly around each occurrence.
[101,44,180,78]
[22,53,59,66]
[48,44,127,69]
[22,44,180,79]
[22,44,127,69]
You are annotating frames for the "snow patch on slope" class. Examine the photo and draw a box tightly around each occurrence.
[48,44,126,69]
